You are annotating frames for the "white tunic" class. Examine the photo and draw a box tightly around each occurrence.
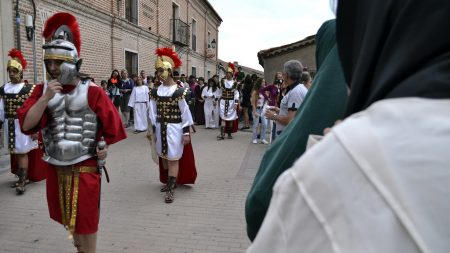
[202,86,220,128]
[248,98,450,253]
[218,79,239,121]
[148,84,193,160]
[0,82,38,154]
[128,85,150,131]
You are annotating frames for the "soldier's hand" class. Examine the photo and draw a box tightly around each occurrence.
[96,146,108,160]
[183,134,190,145]
[43,79,63,101]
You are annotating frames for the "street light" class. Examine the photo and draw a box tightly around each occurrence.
[25,15,34,41]
[210,39,216,49]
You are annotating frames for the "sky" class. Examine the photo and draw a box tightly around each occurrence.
[208,0,336,71]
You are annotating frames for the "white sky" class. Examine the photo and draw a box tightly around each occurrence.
[208,0,336,71]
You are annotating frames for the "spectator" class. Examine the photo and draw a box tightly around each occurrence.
[120,69,134,128]
[245,19,348,242]
[107,69,122,110]
[264,60,308,137]
[251,78,269,144]
[247,0,450,251]
[240,75,253,130]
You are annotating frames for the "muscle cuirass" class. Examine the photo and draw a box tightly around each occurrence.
[220,79,237,100]
[42,80,98,166]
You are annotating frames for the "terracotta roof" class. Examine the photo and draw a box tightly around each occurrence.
[257,35,315,67]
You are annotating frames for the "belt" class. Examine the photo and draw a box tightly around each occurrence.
[257,106,262,109]
[135,101,148,103]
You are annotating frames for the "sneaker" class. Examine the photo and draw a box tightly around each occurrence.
[252,139,258,144]
[261,139,269,144]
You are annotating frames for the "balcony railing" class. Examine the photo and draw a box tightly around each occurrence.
[171,19,189,46]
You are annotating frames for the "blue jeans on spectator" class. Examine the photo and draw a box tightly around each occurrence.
[252,107,268,141]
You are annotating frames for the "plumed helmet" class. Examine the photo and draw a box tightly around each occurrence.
[154,47,182,81]
[7,49,27,73]
[226,62,236,74]
[42,12,82,84]
[6,48,27,82]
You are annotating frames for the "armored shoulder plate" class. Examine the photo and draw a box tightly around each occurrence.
[172,87,190,101]
[149,88,158,100]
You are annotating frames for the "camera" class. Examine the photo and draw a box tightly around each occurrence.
[275,79,283,84]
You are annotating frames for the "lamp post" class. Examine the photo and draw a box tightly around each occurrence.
[209,39,219,75]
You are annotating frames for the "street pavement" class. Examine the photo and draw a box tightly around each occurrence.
[0,126,268,253]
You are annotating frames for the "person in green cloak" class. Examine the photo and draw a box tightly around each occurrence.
[245,19,349,241]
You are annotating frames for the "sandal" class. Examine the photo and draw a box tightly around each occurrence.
[165,190,174,203]
[160,184,177,192]
[217,135,225,140]
[227,134,233,139]
[10,179,30,188]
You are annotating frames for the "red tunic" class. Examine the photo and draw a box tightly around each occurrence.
[17,82,127,234]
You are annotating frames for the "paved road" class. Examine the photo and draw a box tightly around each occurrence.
[0,126,267,252]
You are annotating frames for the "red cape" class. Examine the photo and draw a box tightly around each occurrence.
[10,134,47,182]
[159,138,197,184]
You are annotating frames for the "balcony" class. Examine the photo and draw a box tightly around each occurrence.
[171,19,189,46]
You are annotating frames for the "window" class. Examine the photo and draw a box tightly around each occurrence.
[125,51,138,75]
[207,31,211,48]
[191,67,197,77]
[125,0,138,24]
[172,3,180,19]
[191,19,197,51]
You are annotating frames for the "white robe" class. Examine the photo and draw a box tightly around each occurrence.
[202,86,220,128]
[148,85,193,160]
[248,98,450,253]
[0,82,38,154]
[218,80,239,121]
[128,85,150,131]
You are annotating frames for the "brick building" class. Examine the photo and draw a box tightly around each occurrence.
[0,0,222,85]
[257,35,316,84]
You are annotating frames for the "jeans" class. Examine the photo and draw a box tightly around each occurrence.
[252,107,268,140]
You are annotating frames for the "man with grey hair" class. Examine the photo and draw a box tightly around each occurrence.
[265,60,308,137]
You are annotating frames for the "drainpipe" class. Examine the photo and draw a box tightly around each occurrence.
[15,0,21,50]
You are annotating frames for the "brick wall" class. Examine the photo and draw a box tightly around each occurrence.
[8,0,221,84]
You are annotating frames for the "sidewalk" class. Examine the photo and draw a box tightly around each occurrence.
[0,126,267,252]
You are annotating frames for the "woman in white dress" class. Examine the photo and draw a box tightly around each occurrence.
[202,78,220,129]
[128,76,149,133]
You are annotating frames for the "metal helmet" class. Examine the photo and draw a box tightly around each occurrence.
[6,48,27,82]
[154,47,182,81]
[42,13,82,85]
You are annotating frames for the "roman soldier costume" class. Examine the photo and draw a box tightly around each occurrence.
[1,49,41,194]
[217,62,240,140]
[17,12,126,242]
[148,47,197,203]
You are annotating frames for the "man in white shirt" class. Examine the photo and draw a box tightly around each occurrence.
[265,60,307,136]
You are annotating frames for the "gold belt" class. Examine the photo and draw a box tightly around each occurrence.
[56,166,98,238]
